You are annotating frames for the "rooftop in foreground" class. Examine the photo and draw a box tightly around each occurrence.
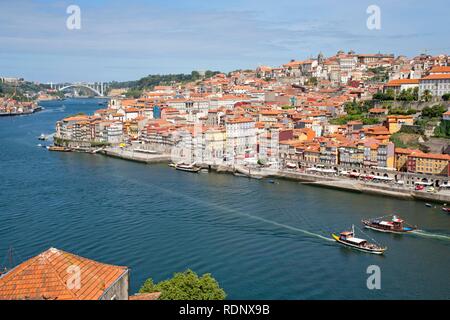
[0,247,128,300]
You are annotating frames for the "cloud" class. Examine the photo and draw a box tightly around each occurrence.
[0,0,448,82]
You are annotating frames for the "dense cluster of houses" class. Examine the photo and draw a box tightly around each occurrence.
[55,51,450,176]
[0,97,38,116]
[384,65,450,98]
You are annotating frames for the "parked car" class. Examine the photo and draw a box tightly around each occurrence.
[415,185,425,191]
[427,187,437,193]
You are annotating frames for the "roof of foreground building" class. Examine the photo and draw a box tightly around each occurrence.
[0,248,128,300]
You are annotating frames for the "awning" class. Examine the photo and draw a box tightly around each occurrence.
[372,175,394,181]
[415,181,433,186]
[346,237,366,245]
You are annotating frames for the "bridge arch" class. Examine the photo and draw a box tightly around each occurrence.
[58,84,103,96]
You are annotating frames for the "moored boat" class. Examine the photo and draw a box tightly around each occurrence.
[442,207,450,213]
[47,146,71,152]
[362,215,417,234]
[425,203,432,208]
[175,163,201,173]
[332,225,386,255]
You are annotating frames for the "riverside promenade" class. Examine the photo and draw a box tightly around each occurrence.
[97,147,450,204]
[272,169,450,203]
[101,147,170,164]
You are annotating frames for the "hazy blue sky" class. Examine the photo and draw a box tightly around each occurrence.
[0,0,449,83]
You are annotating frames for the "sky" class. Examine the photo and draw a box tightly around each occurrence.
[0,0,449,83]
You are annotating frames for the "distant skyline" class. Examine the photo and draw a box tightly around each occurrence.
[1,0,449,83]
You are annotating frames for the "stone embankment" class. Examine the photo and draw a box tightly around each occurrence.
[96,151,450,204]
[101,147,170,164]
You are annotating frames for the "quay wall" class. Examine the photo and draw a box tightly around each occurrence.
[101,148,170,164]
[87,151,450,204]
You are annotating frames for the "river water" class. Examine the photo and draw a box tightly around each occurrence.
[0,99,449,299]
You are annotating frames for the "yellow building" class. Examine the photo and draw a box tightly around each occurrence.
[386,115,414,134]
[303,146,320,163]
[408,152,450,176]
[394,148,420,172]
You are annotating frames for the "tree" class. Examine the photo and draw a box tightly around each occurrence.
[397,87,418,101]
[125,88,143,99]
[306,77,318,86]
[434,120,450,137]
[139,269,226,300]
[421,104,446,118]
[191,71,201,81]
[442,93,450,101]
[372,89,395,101]
[344,101,370,115]
[204,70,221,78]
[422,89,432,102]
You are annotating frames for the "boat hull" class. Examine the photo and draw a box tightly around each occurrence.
[175,166,201,173]
[332,234,386,255]
[48,146,71,152]
[362,221,416,234]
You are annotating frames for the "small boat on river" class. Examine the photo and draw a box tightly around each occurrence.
[175,163,201,173]
[362,215,417,234]
[47,146,71,152]
[332,225,387,255]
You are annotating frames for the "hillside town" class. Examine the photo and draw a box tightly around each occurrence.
[0,97,41,116]
[54,51,450,190]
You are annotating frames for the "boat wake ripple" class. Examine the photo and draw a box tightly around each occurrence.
[150,182,334,243]
[411,230,450,241]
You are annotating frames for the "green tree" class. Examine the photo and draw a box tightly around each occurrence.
[306,77,318,86]
[397,87,418,101]
[422,104,446,118]
[434,120,450,137]
[125,88,143,99]
[421,89,432,102]
[139,269,226,300]
[204,70,221,78]
[373,89,395,101]
[191,71,201,81]
[442,93,450,101]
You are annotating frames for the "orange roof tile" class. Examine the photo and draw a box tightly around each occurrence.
[421,74,450,80]
[429,66,450,74]
[129,292,161,300]
[385,79,419,86]
[0,248,128,300]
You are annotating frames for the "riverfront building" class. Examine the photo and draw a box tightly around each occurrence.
[53,50,450,177]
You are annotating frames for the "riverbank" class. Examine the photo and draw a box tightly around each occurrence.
[0,106,42,117]
[101,147,171,164]
[271,170,450,203]
[94,148,450,204]
[6,98,448,300]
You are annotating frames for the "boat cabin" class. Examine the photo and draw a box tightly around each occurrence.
[339,231,353,240]
[392,217,404,230]
[339,231,367,246]
[344,237,367,246]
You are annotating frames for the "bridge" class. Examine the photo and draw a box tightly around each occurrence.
[51,82,108,97]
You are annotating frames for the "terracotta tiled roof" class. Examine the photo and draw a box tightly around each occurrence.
[421,74,450,80]
[385,79,419,86]
[0,248,128,300]
[429,66,450,74]
[129,292,161,300]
